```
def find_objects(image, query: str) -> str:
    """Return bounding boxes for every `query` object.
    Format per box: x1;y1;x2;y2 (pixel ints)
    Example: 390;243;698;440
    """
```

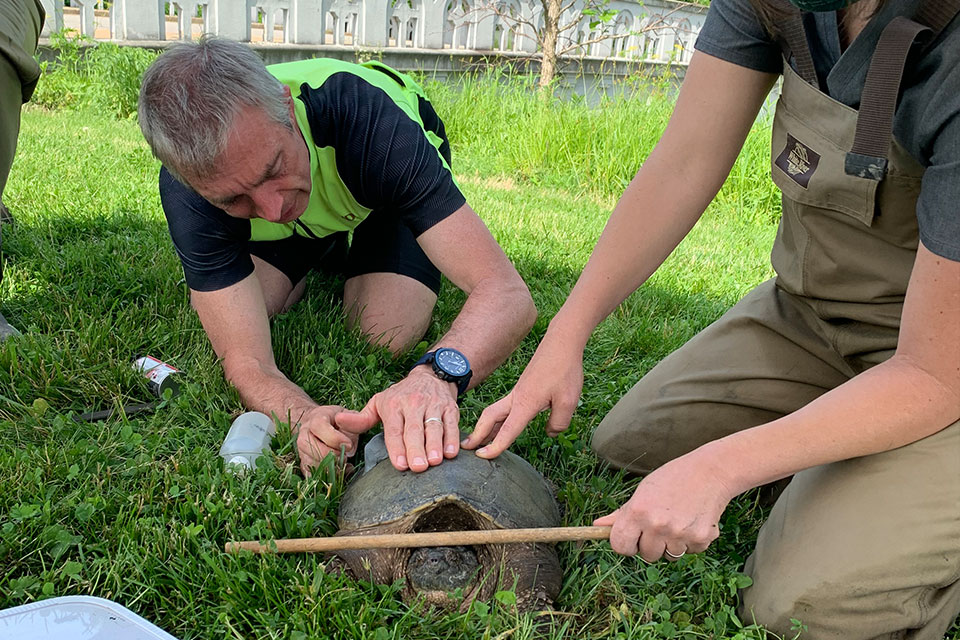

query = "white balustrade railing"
39;0;705;63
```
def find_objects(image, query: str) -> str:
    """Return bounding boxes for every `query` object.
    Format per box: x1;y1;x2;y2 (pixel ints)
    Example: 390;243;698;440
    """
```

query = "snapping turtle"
329;433;562;610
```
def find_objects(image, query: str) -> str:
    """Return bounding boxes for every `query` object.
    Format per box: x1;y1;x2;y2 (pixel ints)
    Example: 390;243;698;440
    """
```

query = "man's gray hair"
138;36;291;184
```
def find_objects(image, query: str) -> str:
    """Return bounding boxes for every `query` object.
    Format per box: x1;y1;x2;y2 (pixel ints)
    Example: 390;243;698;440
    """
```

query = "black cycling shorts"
248;206;442;295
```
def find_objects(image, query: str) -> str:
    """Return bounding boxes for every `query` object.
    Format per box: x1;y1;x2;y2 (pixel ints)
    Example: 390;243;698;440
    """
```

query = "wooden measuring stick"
225;525;612;554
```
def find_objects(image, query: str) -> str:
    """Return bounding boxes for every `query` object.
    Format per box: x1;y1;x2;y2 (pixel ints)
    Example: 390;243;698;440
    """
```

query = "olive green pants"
0;0;42;196
1;0;42;292
591;279;960;639
0;54;22;201
0;55;20;292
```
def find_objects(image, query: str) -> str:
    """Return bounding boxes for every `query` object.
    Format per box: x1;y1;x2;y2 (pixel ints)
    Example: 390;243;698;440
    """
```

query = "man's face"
190;95;311;224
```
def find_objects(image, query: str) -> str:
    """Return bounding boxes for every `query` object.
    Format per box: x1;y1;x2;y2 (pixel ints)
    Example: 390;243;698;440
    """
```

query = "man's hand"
463;333;584;458
294;404;358;477
593;451;734;562
336;367;460;473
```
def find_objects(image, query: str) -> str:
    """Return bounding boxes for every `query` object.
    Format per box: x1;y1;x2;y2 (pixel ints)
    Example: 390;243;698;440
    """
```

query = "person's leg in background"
0;52;24;340
0;0;44;340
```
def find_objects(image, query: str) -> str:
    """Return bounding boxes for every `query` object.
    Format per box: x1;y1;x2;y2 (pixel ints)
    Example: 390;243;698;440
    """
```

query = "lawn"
1;54;955;639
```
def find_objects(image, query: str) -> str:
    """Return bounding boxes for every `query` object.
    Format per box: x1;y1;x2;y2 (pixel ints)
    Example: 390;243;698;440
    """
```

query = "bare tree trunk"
538;0;562;88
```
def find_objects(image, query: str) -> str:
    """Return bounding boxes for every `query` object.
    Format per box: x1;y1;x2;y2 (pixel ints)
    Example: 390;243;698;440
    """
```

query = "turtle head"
407;545;479;592
404;500;488;597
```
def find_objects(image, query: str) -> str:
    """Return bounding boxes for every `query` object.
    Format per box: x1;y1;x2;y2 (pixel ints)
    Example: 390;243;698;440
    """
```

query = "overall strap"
770;0;819;86
846;0;960;179
915;0;960;46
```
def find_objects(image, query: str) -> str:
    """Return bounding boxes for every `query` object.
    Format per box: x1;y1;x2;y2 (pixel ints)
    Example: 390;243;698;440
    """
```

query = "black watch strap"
411;350;471;397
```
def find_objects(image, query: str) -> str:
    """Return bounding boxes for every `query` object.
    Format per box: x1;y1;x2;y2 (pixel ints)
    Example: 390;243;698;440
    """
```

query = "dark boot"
0;199;11;224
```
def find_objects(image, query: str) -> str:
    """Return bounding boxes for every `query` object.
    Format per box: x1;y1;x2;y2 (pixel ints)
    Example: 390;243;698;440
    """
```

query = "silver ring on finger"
664;548;686;559
424;417;443;425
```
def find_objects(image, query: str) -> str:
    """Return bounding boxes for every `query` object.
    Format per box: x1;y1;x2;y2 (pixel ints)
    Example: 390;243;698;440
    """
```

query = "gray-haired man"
138;38;536;477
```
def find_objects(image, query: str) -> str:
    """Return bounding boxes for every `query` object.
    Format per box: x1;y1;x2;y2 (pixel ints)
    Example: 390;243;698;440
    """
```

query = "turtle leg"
498;543;563;611
327;545;404;586
320;525;410;585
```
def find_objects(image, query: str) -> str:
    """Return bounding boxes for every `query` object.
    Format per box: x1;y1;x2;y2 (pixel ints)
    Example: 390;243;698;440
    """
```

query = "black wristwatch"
412;347;472;397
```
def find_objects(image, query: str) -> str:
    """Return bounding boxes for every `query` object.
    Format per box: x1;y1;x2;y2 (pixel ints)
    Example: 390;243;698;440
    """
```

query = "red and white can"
132;355;181;398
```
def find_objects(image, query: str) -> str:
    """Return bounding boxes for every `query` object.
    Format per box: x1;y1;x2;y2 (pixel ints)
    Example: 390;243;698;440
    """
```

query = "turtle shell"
338;437;560;531
329;434;563;610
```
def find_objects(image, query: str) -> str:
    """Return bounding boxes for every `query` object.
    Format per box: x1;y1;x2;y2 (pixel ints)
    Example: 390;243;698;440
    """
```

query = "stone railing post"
472;4;495;50
38;0;63;36
72;0;98;37
292;0;326;44
517;0;539;53
361;0;389;47
255;0;291;42
421;0;446;49
114;0;166;39
173;0;204;39
210;0;251;40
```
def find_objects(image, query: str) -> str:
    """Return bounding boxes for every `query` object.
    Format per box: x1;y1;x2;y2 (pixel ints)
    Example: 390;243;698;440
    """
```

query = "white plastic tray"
0;595;179;639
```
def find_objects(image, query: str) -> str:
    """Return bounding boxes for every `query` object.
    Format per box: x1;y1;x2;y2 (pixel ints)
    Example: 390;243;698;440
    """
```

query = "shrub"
32;31;158;119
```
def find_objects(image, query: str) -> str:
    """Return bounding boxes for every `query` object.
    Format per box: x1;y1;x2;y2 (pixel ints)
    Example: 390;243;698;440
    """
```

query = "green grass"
2;54;957;640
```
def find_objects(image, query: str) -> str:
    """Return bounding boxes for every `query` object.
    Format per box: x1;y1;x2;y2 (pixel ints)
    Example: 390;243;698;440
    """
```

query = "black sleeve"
298;73;467;237
158;167;255;292
694;0;784;75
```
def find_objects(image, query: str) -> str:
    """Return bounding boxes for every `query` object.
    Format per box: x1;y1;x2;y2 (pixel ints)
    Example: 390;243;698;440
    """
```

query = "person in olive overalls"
0;0;43;340
465;0;960;636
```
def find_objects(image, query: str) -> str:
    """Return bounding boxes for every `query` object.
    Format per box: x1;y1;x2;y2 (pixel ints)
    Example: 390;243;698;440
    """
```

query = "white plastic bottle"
219;411;276;470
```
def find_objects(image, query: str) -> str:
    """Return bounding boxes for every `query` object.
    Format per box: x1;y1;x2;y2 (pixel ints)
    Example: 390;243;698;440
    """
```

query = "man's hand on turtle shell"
295;405;357;478
336;367;460;473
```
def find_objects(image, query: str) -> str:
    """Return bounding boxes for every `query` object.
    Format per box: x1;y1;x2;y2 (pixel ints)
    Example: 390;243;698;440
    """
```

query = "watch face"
435;348;469;377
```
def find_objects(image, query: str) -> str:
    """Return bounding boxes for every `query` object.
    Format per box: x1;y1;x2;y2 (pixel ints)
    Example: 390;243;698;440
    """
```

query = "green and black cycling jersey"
159;58;465;292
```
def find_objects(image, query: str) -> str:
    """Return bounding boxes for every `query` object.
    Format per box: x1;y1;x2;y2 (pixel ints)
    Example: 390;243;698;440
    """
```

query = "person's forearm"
698;355;960;497
428;275;536;386
222;353;319;423
546;56;777;352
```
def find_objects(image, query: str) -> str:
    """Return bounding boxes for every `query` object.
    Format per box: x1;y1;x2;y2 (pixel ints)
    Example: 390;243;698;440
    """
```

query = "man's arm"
416;202;536;385
337;201;536;472
191;273;356;475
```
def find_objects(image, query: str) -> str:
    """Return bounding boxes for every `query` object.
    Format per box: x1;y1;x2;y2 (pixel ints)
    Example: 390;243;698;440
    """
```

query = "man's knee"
356;318;428;357
344;273;436;356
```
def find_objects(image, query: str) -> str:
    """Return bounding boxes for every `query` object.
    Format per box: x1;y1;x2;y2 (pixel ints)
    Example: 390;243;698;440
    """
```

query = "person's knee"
589;379;675;474
740;580;821;638
739;565;908;640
